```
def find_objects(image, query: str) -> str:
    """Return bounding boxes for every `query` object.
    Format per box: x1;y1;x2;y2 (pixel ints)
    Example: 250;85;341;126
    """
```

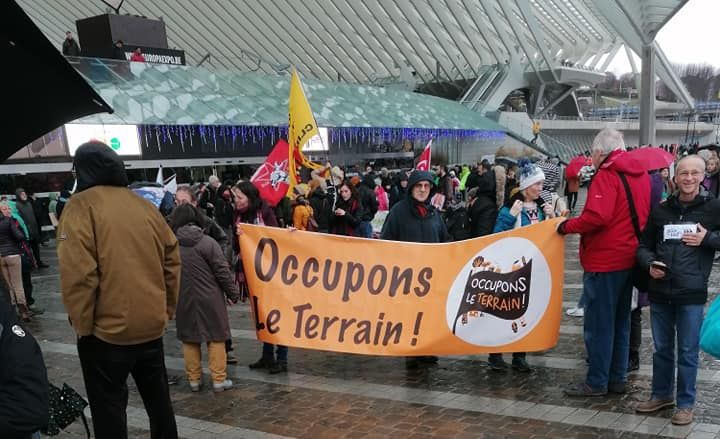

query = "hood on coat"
599;149;646;176
14;188;28;203
73;141;129;192
176;224;205;247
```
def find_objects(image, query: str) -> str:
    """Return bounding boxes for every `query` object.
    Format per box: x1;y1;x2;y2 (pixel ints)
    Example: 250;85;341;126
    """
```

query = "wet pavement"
26;197;720;438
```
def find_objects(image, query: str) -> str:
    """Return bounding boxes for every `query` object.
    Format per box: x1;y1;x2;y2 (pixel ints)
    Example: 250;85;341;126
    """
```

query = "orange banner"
239;219;565;356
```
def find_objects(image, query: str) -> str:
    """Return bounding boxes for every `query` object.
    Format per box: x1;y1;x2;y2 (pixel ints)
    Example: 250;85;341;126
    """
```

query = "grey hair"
697;149;713;162
675;154;706;173
591;128;625;156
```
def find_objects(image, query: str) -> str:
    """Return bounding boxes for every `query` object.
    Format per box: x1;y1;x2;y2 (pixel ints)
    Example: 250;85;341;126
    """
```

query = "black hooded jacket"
357;175;379;221
14;190;39;241
637;191;720;305
74;142;129;192
0;291;49;438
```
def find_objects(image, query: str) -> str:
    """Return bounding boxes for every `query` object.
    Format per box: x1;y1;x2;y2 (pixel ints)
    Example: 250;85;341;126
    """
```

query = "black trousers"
30;239;43;265
567;192;578;210
629;307;642;357
77;336;178;439
20;253;33;305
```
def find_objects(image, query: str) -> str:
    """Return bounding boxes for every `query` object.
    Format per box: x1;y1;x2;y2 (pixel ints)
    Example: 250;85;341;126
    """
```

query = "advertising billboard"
65;124;141;156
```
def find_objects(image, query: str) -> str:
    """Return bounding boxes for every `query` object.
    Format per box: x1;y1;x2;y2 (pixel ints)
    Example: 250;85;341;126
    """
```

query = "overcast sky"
606;0;718;74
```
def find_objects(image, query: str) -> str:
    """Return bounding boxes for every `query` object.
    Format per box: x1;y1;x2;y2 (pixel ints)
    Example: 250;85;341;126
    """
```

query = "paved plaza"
29;205;720;438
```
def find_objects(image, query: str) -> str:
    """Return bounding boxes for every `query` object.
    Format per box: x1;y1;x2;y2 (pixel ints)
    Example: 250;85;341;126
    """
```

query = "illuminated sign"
65;124;141;156
304;127;329;152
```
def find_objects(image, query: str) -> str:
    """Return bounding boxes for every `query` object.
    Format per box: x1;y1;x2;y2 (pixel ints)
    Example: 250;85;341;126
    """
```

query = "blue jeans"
357;221;373;238
650;303;704;408
583;270;633;390
262;343;288;364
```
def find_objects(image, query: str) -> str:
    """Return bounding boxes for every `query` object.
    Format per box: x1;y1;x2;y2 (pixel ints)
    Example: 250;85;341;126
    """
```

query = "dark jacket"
0;216;26;257
62;38;80;56
199;186;220;218
381;198;450;243
0;291;49;439
328;197;363;236
201;213;229;255
389;183;408;208
637;192;720;305
14;191;39;241
357;176;378;221
232;202;279;254
175;225;239;343
465;170;481;191
309;189;333;232
213;195;234;229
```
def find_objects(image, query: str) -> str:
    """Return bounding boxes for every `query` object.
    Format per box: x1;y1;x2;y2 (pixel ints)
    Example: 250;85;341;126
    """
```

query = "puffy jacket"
380;198;450;243
0;217;25;257
560;150;650;272
0;291;49;439
637;192;720;305
494;193;547;233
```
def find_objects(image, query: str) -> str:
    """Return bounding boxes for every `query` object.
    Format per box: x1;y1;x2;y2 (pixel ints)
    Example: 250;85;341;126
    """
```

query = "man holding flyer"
636;155;720;425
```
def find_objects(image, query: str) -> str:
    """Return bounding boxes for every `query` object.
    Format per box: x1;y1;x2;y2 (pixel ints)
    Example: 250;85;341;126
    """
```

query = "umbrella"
565;155;587;178
625;147;675;171
1;0;112;162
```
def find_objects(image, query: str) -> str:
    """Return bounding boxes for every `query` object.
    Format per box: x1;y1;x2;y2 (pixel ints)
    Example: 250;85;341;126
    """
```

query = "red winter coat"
562;149;650;272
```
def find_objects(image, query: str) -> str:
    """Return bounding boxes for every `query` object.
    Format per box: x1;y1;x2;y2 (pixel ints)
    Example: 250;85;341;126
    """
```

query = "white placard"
65;124;141;156
304;127;328;151
663;224;698;241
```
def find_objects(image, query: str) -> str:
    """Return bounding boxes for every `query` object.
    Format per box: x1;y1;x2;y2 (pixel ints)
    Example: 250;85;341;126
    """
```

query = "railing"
534;114;703;124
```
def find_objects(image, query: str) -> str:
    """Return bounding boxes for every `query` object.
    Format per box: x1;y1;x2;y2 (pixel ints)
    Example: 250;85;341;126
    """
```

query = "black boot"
249;357;272;370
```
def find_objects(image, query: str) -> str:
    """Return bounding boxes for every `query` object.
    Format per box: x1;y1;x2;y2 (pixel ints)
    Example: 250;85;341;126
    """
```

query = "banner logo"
446;237;551;347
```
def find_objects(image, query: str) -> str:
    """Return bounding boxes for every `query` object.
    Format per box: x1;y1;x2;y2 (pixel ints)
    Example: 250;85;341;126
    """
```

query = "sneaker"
167;375;181;385
635;398;675;413
671;408;693;425
566;307;584;317
226;354;238;365
189;381;201;392
563;382;607;397
268;362;288;374
248;358;272;370
213;379;233;392
488;354;509;371
511;357;532;373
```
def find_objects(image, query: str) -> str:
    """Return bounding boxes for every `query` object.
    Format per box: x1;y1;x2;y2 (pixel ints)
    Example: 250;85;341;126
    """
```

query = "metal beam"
460;0;506;64
493;1;544;82
598;42;622;71
639;44;656;145
654;42;695;108
537;85;577;117
426;0;480;77
516;0;560;81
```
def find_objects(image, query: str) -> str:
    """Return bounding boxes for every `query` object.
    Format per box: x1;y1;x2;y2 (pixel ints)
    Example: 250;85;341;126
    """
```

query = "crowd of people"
2;129;720;437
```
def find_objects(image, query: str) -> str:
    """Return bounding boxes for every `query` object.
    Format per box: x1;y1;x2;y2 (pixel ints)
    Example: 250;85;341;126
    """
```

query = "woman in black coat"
328;180;364;236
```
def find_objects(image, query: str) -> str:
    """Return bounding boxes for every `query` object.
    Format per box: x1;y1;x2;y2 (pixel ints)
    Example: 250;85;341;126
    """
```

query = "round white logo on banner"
445;237;552;347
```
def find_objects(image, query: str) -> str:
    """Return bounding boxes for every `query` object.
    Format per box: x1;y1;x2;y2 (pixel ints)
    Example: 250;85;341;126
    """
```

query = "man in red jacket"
557;128;650;396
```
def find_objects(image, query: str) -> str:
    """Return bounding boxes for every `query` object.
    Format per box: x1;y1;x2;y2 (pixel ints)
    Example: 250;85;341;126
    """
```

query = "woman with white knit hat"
488;159;555;372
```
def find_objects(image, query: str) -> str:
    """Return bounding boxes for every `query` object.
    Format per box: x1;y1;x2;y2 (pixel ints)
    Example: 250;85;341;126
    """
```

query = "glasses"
677;170;704;178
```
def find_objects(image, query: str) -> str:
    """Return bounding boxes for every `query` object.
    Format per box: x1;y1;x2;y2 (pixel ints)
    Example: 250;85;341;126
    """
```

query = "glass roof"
68;57;505;133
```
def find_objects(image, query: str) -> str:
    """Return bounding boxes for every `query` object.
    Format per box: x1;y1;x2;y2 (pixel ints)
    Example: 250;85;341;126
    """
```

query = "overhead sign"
65;124;141;156
238;219;565;356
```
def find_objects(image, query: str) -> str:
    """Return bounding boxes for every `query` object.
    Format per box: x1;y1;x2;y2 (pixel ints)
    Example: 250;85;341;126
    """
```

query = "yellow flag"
287;69;323;195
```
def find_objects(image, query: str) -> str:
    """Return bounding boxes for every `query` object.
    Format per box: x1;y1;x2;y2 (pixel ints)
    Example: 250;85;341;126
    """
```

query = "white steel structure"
21;0;693;144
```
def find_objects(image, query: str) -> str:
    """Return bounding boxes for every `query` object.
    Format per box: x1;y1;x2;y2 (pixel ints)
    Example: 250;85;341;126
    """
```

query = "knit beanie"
518;160;545;190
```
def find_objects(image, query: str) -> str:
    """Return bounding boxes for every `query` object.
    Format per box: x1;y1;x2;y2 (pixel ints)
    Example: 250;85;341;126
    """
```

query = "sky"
606;0;719;75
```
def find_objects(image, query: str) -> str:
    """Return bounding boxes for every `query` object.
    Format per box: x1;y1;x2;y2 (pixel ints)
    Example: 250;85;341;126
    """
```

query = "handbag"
700;296;720;359
41;382;91;437
618;173;649;292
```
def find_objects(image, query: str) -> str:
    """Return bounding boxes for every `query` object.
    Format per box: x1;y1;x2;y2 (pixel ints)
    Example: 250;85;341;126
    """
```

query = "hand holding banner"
238;219;565;356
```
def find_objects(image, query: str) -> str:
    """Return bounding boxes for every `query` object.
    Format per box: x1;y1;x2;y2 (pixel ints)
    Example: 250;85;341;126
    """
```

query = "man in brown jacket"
57;141;181;439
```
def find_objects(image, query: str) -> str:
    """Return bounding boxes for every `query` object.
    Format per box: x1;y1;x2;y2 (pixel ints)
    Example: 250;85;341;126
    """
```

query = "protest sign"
238;218;565;355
